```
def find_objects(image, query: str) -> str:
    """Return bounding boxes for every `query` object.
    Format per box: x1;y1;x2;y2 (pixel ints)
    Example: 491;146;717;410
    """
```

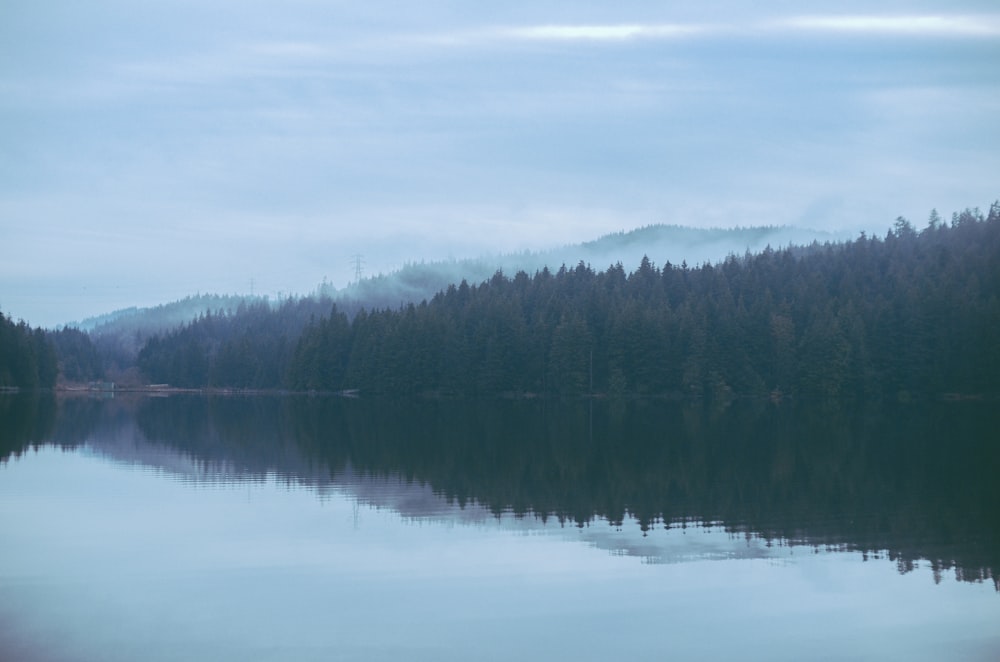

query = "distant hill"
76;294;265;369
76;224;845;364
561;223;844;268
318;224;846;314
75;294;258;334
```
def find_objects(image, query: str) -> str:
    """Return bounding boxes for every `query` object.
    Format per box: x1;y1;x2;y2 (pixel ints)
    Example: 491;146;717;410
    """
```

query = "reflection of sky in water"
61;437;881;566
2;447;998;662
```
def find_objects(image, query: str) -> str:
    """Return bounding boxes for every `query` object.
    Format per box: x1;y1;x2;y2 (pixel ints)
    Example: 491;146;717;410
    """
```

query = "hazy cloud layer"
2;1;999;326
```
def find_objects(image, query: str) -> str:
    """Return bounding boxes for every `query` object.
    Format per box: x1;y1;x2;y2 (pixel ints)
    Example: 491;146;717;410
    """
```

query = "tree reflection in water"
2;392;997;589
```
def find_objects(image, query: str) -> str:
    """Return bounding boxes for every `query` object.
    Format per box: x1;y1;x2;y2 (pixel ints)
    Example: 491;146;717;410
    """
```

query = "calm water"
1;394;998;661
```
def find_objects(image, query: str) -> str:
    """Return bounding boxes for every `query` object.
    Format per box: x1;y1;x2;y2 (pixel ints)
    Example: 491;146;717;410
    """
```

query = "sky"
2;1;999;327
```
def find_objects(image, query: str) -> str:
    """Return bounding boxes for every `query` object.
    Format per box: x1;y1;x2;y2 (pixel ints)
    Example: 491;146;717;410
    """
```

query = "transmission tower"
350;254;365;283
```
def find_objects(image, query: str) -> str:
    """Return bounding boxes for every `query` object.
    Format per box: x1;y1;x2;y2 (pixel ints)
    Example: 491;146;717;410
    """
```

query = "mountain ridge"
76;223;845;355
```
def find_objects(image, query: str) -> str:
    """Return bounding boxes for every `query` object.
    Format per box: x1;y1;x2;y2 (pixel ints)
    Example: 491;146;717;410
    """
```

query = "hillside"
317;224;844;315
134;206;1000;399
69;224;841;368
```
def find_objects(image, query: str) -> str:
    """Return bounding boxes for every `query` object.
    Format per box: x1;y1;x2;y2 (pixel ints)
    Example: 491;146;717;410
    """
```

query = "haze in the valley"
2;1;998;327
76;224;840;336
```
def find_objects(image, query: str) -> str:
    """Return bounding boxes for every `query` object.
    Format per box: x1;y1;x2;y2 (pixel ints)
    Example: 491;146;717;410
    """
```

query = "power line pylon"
350;254;365;284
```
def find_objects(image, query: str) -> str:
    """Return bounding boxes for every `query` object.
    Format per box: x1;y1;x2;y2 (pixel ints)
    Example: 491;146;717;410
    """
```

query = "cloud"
401;14;1000;52
499;24;708;41
4;3;999;327
61;13;1000;102
772;14;1000;37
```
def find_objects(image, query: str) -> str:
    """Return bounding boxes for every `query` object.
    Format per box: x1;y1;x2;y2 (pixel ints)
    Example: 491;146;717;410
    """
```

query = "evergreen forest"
140;206;1000;399
2;205;999;400
0;312;57;388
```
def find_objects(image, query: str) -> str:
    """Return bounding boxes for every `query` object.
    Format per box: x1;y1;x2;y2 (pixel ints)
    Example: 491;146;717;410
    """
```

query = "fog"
320;224;848;316
76;224;842;339
2;1;998;327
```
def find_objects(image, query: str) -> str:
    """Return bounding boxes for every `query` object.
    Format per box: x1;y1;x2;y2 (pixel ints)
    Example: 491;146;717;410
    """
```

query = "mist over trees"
136;297;335;389
132;205;1000;399
62;225;818;373
315;224;844;316
4;208;997;397
51;223;834;384
78;294;264;371
48;327;103;383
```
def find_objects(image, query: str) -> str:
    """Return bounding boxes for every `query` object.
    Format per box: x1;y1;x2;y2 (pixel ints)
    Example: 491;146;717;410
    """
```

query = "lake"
1;393;998;660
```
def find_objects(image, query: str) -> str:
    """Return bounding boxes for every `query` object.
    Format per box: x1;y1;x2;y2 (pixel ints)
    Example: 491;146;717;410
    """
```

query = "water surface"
1;394;998;660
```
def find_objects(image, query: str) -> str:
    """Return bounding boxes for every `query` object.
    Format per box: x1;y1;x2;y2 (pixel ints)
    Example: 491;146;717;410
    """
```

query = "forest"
69;223;838;369
2;205;998;399
0;312;57;388
139;205;1000;399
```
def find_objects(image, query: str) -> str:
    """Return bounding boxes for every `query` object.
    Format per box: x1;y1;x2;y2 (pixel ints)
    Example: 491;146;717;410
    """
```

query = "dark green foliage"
83;294;263;371
48;327;104;383
136;207;1000;399
0;311;58;388
294;206;999;399
288;307;351;391
137;298;335;389
316;224;842;316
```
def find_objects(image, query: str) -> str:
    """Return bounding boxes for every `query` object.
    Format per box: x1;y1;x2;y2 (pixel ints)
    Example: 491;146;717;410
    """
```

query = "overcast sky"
2;1;999;327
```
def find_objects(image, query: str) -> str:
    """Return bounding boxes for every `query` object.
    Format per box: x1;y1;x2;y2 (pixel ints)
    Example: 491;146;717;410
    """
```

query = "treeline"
314;224;840;316
48;327;104;383
132;206;1000;398
136;297;335;388
0;311;58;388
0;312;115;388
289;206;1000;398
83;293;263;370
